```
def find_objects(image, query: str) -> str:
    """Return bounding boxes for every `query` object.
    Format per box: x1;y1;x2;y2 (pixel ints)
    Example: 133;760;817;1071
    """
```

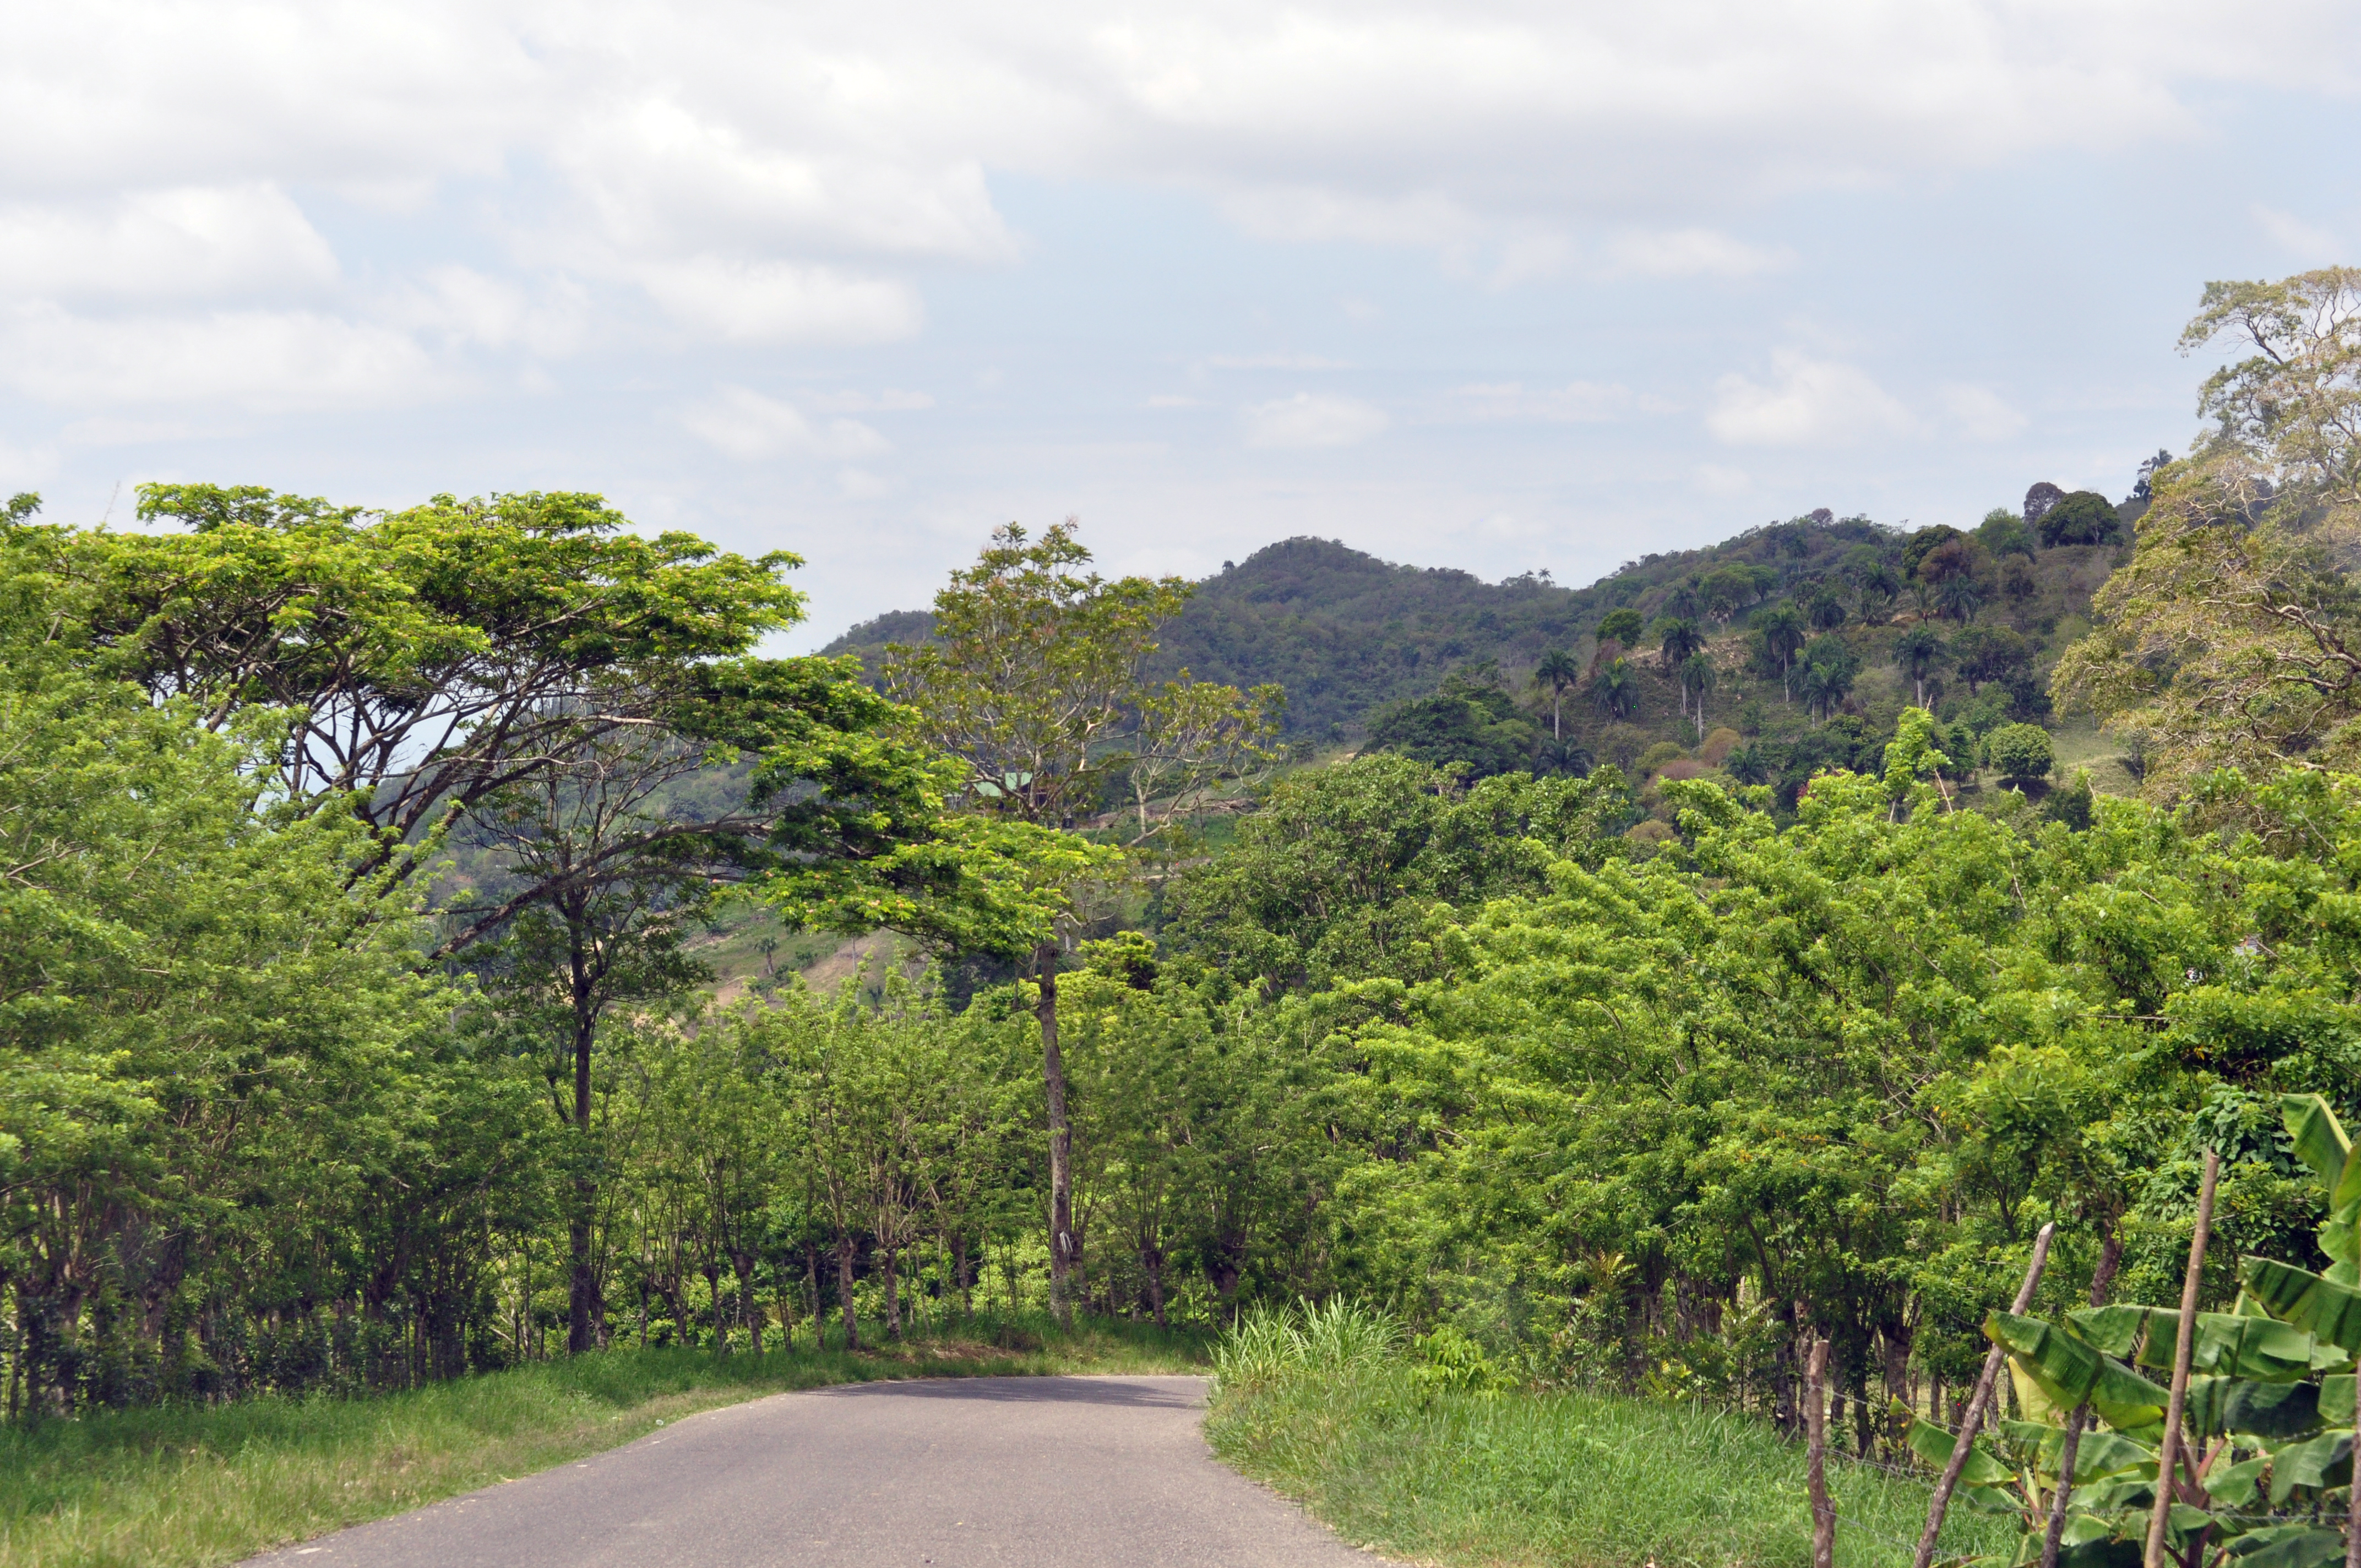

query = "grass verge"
0;1315;1205;1568
1206;1367;2018;1568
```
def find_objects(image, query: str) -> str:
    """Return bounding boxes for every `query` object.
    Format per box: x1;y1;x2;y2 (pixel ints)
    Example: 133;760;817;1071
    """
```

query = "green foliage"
1366;667;1542;778
1986;721;2056;783
2037;489;2128;547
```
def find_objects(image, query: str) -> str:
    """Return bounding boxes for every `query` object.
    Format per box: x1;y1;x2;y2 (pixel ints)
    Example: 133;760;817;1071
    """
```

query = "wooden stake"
2145;1150;2220;1568
2039;1226;2124;1568
1807;1335;1835;1568
1914;1221;2056;1568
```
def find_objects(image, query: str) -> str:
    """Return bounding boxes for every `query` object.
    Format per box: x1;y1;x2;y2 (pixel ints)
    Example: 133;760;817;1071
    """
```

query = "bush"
1984;722;2054;784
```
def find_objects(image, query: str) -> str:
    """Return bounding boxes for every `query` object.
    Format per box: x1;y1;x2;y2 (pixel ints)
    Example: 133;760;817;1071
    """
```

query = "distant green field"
0;1317;1205;1568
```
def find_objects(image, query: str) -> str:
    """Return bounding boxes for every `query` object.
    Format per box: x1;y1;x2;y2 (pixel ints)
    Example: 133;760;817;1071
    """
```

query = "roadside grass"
0;1313;1205;1568
1208;1365;2015;1568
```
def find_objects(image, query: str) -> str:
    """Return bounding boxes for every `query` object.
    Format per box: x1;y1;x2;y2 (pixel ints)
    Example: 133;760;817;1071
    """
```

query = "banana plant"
1901;1093;2360;1568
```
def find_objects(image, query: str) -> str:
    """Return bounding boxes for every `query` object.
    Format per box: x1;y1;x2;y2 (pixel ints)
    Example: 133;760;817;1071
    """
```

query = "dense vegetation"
7;268;2361;1568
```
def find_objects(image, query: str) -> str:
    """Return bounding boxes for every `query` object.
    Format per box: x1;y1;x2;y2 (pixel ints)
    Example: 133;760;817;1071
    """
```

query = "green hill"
819;489;2136;782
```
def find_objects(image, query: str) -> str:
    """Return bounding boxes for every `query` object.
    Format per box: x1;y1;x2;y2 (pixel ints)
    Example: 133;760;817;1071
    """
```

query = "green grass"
1207;1368;2017;1568
0;1315;1206;1568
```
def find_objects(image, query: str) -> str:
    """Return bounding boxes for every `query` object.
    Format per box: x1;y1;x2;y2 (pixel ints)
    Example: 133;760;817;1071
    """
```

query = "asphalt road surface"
241;1375;1385;1567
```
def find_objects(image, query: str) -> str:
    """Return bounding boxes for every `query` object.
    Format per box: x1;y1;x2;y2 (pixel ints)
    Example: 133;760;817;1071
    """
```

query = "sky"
3;2;2358;647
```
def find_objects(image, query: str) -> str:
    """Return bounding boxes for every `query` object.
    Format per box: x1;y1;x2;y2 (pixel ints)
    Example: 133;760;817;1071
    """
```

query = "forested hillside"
10;266;2361;1568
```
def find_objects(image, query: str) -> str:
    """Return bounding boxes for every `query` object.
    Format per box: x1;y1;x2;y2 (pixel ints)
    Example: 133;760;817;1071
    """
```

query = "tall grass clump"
1205;1306;2012;1568
1209;1298;1400;1397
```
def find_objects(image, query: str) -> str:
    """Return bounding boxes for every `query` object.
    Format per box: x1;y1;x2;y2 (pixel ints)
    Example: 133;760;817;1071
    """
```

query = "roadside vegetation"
1205;1302;2011;1568
6;269;2361;1566
0;1316;1201;1568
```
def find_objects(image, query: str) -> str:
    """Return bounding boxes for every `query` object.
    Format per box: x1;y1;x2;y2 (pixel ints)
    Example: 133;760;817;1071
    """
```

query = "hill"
819;482;2141;787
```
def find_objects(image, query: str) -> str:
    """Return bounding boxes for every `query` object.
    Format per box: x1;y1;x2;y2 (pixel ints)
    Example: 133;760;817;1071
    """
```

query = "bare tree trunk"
2145;1153;2219;1568
1807;1337;1835;1568
2041;1226;2125;1568
1141;1243;1167;1329
567;987;600;1356
1037;945;1076;1327
836;1237;860;1352
883;1245;901;1339
1914;1222;2055;1568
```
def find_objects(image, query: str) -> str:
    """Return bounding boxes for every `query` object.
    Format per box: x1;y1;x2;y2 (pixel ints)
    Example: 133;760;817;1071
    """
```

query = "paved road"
242;1375;1384;1567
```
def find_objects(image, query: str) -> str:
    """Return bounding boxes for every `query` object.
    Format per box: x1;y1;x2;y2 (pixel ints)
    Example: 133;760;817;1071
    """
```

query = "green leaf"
2243;1257;2361;1353
2206;1454;2270;1506
2222;1378;2324;1439
1907;1412;2014;1485
2265;1430;2354;1505
2281;1093;2351;1194
2226;1525;2348;1568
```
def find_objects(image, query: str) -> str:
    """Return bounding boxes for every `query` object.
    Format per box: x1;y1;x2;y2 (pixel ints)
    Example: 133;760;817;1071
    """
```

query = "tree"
1983;722;2053;785
1532;648;1580;738
1756;603;1808;702
1596;607;1645;650
1797;635;1859;721
1952;624;2031;697
1807;585;1849;633
1679;652;1716;742
1651;616;1705;677
2033;491;2124;547
1936;572;1987;623
70;485;809;890
879;521;1270;1321
2053;273;2361;794
1894;626;1950;707
1590;656;1640;721
1974;508;2036;560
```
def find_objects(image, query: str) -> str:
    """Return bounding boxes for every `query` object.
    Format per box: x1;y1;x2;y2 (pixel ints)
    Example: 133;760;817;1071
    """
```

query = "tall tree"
879;521;1271;1320
2057;269;2361;795
1532;647;1579;738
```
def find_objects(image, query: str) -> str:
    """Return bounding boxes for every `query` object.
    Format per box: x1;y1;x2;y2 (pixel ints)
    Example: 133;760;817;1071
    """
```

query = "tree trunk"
883;1245;901;1338
1037;944;1076;1326
953;1233;972;1319
567;954;600;1357
1141;1243;1167;1328
836;1236;859;1351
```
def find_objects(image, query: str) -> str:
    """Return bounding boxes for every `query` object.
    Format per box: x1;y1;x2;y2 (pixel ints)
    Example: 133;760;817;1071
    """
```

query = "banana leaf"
1989;1311;2170;1430
2223;1377;2324;1439
2242;1257;2361;1354
2071;1304;2166;1360
1908;1412;2015;1486
2066;1428;2156;1482
2320;1219;2357;1282
2281;1094;2350;1196
2265;1429;2354;1505
2226;1525;2348;1568
2206;1453;2271;1506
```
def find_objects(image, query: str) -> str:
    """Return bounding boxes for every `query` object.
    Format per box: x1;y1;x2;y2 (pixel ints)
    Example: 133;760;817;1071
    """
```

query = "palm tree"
1679;652;1716;742
1653;616;1704;676
1854;559;1900;622
1590;657;1638;721
1756;604;1807;703
1938;574;1985;623
1894;626;1949;707
1807;586;1848;633
1532;647;1580;739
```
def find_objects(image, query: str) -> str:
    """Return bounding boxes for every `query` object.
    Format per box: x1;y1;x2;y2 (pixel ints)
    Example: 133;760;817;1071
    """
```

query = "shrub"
1698;726;1742;766
1984;722;2054;784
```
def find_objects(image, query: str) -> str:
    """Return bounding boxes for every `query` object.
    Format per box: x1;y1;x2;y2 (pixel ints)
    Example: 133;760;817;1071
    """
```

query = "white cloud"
633;257;922;345
1695;462;1753;496
1939;384;2028;442
1597;228;1794;280
1243;392;1390;449
2254;204;2342;263
1147;394;1207;407
680;385;891;461
807;388;935;413
1204;353;1354;371
0;183;338;301
1450;380;1633;422
1706;351;1917;447
0;303;443;410
391;266;590;357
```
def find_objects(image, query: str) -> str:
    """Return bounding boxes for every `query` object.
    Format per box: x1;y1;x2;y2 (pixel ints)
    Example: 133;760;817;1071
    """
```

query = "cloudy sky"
3;2;2356;644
